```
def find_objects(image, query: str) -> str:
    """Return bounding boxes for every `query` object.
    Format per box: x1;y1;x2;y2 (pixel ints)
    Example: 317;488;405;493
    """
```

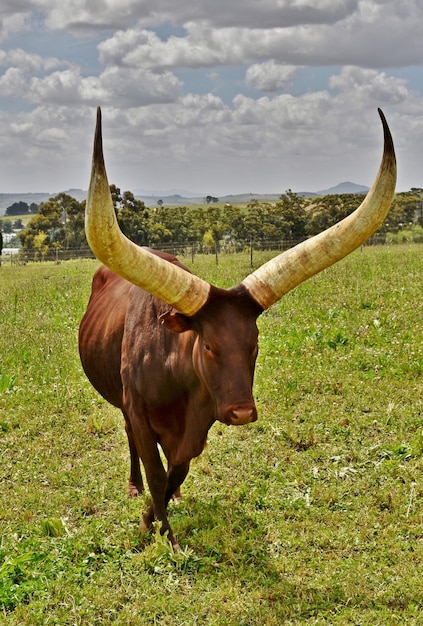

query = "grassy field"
0;245;422;625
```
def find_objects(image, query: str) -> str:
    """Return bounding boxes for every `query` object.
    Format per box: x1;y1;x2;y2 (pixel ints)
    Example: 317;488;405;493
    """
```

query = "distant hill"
110;185;368;207
59;188;87;201
0;192;51;213
136;193;203;206
315;181;369;196
0;189;87;215
133;188;201;199
135;192;285;206
0;183;371;215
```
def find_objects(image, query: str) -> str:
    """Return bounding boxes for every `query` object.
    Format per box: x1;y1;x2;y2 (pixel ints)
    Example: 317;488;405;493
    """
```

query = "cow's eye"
204;344;211;352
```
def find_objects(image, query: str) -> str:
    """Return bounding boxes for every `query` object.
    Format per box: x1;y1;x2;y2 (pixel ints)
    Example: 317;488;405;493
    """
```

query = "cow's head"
84;108;396;426
160;285;262;425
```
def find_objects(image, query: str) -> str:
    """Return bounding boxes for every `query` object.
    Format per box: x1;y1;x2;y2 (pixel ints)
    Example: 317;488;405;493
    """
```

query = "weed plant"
0;246;422;624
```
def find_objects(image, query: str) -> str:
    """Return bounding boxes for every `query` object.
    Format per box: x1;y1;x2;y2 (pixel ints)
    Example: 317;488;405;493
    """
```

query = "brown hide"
79;252;262;546
80;108;396;548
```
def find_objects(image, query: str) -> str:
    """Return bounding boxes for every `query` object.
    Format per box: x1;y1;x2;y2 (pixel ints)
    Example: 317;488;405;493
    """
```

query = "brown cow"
79;108;396;547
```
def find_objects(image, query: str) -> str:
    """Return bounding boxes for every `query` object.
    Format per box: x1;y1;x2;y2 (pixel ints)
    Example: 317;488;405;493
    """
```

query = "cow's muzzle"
225;406;257;426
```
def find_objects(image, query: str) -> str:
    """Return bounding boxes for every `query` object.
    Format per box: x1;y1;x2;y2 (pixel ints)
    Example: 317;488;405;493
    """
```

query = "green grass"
1;246;422;625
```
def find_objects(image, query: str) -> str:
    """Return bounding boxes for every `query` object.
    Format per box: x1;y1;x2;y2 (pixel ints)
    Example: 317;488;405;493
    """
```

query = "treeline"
12;186;423;257
5;201;39;216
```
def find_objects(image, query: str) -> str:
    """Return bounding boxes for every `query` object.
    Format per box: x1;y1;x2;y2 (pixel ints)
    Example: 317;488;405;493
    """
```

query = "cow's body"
79;253;262;546
79;106;396;547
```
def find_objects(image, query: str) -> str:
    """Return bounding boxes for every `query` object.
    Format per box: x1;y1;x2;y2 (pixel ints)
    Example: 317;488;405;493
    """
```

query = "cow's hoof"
127;482;142;497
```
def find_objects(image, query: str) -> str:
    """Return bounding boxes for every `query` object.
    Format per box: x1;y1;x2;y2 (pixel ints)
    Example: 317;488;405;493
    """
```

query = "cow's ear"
159;311;193;334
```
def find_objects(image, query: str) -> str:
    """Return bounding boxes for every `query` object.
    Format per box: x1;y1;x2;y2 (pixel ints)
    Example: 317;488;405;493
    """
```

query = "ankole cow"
79;108;396;547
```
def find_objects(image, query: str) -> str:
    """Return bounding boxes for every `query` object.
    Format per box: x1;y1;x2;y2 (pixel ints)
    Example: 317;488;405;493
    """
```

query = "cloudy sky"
0;1;422;196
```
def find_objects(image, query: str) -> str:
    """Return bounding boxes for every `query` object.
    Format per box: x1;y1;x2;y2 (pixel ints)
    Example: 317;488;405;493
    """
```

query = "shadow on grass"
130;494;282;586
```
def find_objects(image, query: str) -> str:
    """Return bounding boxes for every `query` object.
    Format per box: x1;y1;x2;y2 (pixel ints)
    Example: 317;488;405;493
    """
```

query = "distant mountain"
129;183;370;206
133;188;202;199
135;193;201;206
0;183;371;216
135;192;285;206
61;188;87;201
0;192;51;213
0;189;87;214
315;181;369;196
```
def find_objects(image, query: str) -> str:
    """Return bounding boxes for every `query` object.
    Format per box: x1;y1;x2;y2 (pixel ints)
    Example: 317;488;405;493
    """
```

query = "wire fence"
0;233;407;266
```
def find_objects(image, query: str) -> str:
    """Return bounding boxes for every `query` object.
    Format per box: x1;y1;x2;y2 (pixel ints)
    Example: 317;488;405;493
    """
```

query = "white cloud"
26;66;182;106
95;4;423;74
0;47;62;72
0;10;30;41
28;68;87;105
0;67;28;96
245;62;301;92
1;1;423;193
32;0;360;31
329;66;409;105
0;48;66;100
2;63;422;193
37;0;146;31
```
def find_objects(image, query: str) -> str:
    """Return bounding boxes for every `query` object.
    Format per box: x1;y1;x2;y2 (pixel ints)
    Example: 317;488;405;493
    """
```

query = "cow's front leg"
140;464;186;538
140;462;177;547
128;417;178;546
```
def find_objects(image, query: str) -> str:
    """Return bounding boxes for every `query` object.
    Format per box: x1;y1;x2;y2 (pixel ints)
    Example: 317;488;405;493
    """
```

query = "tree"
243;200;264;241
117;191;149;245
33;232;49;259
190;208;209;241
274;190;308;240
56;193;86;248
5;201;30;216
307;190;422;236
306;193;365;236
110;184;122;210
203;230;215;249
221;204;247;240
148;221;173;243
383;191;421;233
151;206;192;243
0;219;13;233
19;193;86;252
245;200;282;241
19;199;62;252
242;192;308;243
205;206;228;245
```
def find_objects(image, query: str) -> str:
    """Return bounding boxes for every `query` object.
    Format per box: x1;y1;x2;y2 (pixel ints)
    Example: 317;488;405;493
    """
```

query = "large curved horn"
85;107;210;316
242;109;396;310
